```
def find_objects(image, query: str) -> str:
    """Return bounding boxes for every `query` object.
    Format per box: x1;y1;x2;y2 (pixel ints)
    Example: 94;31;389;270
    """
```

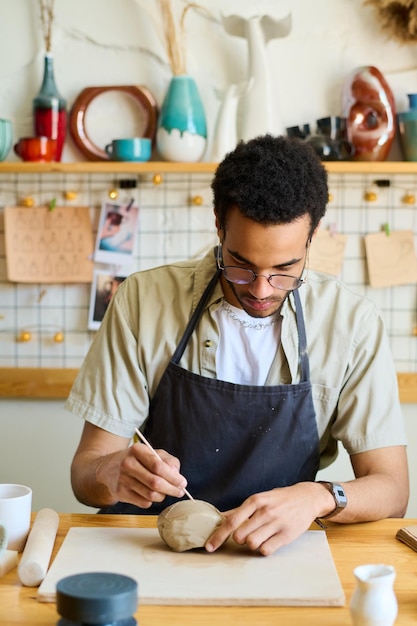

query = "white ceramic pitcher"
350;564;398;626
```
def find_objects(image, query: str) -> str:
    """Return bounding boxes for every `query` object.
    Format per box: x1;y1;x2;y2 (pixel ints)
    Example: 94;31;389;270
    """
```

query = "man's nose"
248;274;275;298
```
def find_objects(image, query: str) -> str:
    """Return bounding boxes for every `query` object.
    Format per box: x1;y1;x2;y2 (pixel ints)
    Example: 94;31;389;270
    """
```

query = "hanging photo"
94;199;139;266
88;269;128;330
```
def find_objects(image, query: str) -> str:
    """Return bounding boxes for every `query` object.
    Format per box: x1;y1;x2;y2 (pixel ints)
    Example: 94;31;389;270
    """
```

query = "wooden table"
1;514;417;625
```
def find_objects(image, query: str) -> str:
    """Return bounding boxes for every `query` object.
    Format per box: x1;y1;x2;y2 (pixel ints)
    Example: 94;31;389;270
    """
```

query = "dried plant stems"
364;0;417;43
39;0;55;53
158;0;204;75
159;0;185;75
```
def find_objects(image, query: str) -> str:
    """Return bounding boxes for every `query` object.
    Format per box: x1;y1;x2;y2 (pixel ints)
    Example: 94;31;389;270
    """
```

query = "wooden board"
37;527;345;606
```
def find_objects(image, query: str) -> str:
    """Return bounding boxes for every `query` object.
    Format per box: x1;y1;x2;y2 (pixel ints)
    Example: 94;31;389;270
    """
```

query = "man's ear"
214;209;223;241
309;221;321;243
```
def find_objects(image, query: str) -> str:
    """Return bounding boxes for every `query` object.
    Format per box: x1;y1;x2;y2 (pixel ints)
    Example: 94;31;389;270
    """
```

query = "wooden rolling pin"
18;508;59;587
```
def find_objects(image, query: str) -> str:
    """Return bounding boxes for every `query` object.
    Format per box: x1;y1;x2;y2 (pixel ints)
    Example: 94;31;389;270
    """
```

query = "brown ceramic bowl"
14;136;57;162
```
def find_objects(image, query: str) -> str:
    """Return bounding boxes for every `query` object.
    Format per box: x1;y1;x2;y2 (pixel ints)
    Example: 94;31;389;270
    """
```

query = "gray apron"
100;270;319;515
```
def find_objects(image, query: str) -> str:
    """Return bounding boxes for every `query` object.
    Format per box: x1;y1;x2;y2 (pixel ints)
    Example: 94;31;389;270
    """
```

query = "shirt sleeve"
65;278;150;439
330;303;407;455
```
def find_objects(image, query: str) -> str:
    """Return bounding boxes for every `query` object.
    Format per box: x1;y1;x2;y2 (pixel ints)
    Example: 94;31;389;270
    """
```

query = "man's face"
216;206;311;319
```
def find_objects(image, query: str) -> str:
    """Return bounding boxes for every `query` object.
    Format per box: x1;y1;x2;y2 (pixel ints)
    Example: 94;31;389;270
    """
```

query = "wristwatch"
317;481;347;519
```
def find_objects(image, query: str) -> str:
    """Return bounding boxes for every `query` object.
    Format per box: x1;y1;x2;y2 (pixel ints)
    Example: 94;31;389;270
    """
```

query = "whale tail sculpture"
221;11;292;141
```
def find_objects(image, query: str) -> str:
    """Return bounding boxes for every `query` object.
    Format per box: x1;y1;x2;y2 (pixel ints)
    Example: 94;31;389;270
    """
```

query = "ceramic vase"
156;75;207;163
33;53;67;162
209;82;247;162
350;564;398;626
397;93;417;161
342;65;396;161
221;12;291;141
0;118;12;161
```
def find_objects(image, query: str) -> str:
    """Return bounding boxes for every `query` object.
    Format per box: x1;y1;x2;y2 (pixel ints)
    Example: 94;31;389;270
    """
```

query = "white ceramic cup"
0;484;32;551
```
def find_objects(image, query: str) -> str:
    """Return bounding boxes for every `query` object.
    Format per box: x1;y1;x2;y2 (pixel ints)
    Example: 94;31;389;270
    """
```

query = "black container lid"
56;572;138;623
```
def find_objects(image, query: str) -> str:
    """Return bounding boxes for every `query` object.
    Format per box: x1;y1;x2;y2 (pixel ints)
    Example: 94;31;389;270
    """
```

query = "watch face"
332;483;347;507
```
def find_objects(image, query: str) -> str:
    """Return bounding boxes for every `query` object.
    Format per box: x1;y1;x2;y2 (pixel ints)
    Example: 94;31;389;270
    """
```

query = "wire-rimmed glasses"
216;244;304;291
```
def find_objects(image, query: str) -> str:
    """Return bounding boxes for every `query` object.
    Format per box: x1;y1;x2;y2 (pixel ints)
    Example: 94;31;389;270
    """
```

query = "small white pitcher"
350;564;398;626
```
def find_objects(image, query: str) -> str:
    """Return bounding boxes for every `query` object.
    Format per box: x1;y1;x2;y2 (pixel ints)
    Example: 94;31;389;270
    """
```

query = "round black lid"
56;572;138;623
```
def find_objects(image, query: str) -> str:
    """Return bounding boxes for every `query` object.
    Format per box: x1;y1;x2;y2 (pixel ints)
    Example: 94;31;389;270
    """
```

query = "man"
68;135;408;556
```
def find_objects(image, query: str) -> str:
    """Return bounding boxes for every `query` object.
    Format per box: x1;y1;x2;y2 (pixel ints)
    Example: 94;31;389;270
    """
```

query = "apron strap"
293;288;310;383
172;269;221;364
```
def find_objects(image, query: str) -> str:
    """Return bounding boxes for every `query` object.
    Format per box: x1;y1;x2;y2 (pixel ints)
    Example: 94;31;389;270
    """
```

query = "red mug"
14;136;57;162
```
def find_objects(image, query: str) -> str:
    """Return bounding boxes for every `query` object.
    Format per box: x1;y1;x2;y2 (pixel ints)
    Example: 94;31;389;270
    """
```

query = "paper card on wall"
94;200;139;266
309;229;347;276
88;268;128;330
364;229;417;288
4;206;94;283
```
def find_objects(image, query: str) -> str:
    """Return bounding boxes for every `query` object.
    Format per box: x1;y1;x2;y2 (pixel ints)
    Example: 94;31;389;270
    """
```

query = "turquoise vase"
398;94;417;161
157;75;207;162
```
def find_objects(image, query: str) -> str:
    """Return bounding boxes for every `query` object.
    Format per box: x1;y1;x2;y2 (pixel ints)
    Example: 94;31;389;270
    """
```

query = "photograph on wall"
94;199;139;266
88;269;128;330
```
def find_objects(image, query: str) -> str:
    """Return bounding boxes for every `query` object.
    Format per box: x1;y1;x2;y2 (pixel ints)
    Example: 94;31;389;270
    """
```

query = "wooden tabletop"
1;514;416;625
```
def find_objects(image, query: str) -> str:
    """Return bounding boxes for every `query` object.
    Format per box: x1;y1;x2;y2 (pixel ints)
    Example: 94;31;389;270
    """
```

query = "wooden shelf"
325;161;417;174
0;162;218;174
0;368;415;402
0;161;417;175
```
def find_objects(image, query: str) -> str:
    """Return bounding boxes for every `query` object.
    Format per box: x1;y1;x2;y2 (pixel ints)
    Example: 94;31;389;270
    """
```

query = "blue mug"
105;137;152;162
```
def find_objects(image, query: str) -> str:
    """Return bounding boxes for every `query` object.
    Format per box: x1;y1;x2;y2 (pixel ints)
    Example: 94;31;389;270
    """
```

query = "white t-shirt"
213;300;282;385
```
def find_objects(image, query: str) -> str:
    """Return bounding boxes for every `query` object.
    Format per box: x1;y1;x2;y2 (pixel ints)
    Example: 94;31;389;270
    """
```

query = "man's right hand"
71;422;188;508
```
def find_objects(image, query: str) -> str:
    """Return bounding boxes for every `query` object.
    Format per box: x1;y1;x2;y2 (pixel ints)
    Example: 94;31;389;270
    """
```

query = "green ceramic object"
0;523;8;556
397;94;417;161
0;119;12;161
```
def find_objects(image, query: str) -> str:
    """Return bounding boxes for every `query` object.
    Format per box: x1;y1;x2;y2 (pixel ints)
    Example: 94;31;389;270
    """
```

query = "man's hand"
71;422;188;509
96;442;189;508
205;446;409;556
205;482;331;556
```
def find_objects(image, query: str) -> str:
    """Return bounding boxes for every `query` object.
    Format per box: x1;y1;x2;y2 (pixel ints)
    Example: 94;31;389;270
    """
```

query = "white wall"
1;0;417;160
0;0;416;514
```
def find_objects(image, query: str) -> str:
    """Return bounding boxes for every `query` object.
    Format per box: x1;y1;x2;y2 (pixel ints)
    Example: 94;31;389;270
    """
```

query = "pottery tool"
18;508;59;587
134;428;194;501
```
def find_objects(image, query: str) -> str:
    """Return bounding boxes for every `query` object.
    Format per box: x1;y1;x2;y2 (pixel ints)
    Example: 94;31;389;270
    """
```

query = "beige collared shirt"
66;249;406;470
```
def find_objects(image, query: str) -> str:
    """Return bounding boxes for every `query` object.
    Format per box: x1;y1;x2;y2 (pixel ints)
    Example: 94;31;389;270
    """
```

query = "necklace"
222;301;279;330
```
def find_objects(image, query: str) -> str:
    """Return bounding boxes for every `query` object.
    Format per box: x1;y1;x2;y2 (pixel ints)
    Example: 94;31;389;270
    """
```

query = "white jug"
350;564;398;626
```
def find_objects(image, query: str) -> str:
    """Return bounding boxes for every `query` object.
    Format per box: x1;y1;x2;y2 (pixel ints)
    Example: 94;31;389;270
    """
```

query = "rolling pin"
18;508;59;587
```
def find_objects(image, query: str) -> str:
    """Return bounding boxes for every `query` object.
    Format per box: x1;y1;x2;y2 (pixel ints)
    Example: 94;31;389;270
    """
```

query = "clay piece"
157;500;224;552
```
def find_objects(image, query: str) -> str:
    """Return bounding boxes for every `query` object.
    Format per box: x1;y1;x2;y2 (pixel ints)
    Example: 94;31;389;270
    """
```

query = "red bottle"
33;53;67;161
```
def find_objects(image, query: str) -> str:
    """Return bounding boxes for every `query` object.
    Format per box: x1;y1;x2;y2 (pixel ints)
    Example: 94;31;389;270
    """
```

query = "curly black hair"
211;134;328;238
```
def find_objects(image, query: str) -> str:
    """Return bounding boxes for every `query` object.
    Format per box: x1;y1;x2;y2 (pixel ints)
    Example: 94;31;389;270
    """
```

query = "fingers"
206;511;295;556
117;444;188;507
205;506;255;553
205;491;311;556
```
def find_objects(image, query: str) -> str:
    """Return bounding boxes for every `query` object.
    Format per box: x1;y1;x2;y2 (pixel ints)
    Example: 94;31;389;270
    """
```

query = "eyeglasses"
217;245;304;291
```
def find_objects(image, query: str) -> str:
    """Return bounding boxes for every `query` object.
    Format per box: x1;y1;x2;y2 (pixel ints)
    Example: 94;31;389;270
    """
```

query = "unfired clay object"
157;500;224;552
